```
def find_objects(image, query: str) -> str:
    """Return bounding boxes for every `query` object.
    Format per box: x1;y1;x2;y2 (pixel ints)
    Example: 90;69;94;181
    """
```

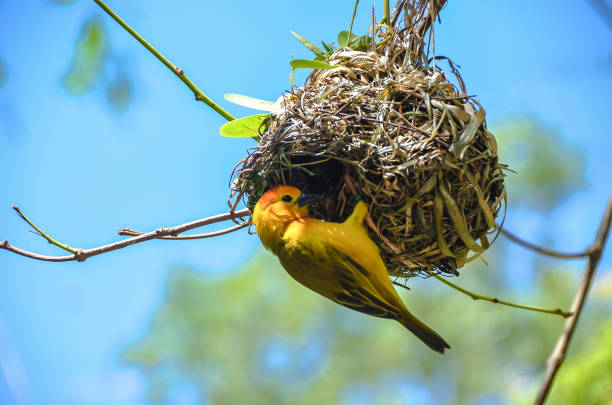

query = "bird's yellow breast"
282;217;385;274
252;192;451;353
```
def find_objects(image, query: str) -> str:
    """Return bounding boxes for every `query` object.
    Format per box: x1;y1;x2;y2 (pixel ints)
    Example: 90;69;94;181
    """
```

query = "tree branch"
1;208;251;262
117;222;249;240
92;0;235;121
501;228;592;259
534;191;612;404
432;274;573;318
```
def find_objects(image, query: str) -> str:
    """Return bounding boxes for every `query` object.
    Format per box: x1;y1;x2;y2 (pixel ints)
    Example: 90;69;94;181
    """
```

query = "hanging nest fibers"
230;0;508;278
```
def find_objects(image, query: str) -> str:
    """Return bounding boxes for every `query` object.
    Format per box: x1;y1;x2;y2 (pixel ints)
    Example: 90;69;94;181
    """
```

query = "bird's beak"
296;193;322;207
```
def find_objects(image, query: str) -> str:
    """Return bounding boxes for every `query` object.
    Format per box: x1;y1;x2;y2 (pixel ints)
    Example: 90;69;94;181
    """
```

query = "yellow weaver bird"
252;185;450;353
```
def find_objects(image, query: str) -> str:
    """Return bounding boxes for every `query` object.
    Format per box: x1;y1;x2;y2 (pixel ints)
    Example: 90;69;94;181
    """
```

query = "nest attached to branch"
230;0;507;278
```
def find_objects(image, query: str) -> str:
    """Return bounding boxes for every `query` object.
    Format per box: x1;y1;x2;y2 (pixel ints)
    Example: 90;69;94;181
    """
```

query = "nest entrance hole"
256;154;352;222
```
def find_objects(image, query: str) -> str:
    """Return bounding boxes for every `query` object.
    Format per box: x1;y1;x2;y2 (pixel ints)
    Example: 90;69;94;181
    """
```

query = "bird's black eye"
281;195;292;202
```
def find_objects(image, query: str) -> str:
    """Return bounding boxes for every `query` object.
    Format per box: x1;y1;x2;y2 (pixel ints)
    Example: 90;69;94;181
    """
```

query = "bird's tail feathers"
398;312;450;354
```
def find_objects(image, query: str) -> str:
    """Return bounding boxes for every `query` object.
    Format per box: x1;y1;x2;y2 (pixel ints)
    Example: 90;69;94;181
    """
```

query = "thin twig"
392;280;411;291
117;222;249;239
502;228;591;259
391;0;408;26
1;208;251;262
92;0;235;121
534;191;612;404
347;0;360;47
12;206;76;254
433;274;573;318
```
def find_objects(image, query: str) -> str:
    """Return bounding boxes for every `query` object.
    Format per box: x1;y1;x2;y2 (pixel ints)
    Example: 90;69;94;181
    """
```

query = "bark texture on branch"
1;208;251;262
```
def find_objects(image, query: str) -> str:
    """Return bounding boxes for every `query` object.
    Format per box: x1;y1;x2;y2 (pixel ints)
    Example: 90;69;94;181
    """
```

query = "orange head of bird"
252;185;321;250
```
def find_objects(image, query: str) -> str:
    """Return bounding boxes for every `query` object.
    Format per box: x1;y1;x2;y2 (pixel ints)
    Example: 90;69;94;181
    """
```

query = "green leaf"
224;94;280;113
321;40;332;53
337;30;358;48
290;59;337;70
290;31;325;57
220;114;268;139
337;30;369;51
353;35;368;51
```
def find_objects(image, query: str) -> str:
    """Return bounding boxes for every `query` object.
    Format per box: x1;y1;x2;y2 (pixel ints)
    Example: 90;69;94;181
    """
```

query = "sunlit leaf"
220;114;268;139
224;94;280;113
337;30;356;48
290;31;326;58
321;40;332;53
354;36;369;51
62;16;108;95
289;59;337;70
337;30;369;51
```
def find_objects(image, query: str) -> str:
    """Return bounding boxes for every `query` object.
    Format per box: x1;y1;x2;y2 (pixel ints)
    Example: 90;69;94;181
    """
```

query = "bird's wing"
323;246;402;320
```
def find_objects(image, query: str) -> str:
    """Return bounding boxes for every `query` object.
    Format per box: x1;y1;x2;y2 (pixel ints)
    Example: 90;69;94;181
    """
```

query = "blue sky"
0;1;610;404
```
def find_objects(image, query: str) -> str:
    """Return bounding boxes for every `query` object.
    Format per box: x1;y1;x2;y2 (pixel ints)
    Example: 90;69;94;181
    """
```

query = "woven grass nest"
230;1;507;278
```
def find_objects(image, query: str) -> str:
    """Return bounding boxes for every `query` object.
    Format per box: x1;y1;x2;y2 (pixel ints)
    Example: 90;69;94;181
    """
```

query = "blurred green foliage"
125;254;608;404
53;0;78;6
62;16;108;95
551;319;612;405
494;117;586;211
62;15;133;111
0;57;7;88
123;116;610;404
105;69;133;111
